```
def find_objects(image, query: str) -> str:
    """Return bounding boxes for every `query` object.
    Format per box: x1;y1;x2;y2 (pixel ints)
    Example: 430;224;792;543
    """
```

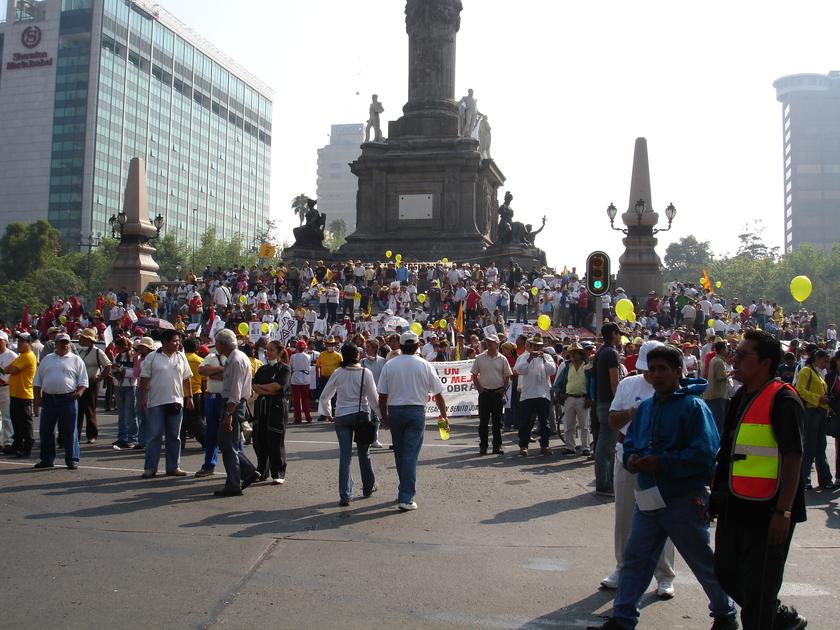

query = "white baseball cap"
636;340;664;371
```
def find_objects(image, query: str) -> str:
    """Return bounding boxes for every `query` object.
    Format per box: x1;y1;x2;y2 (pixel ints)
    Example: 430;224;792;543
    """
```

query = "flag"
21;305;30;327
456;301;464;334
310;276;319;288
207;305;216;331
701;268;712;291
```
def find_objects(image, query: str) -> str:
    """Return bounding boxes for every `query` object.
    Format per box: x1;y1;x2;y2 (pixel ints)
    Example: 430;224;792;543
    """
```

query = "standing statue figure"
292;198;327;247
496;191;514;245
365;94;385;143
458;88;478;138
478;113;491;159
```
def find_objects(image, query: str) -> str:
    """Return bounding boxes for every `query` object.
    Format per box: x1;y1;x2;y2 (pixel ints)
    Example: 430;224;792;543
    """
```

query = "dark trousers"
518;397;551;448
10;396;34;455
39;394;79;465
253;397;287;478
180;393;205;447
802;407;831;487
327;302;338;324
478;390;504;451
319;303;327;319
714;519;796;630
77;380;99;440
218;400;256;490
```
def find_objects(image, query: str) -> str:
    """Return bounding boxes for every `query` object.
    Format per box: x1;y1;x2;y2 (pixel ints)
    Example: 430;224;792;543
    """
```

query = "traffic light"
586;251;610;296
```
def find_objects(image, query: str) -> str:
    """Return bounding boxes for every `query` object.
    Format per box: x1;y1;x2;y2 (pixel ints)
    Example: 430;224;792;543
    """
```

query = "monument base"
470;244;548;272
108;242;161;295
281;244;333;265
341;136;504;261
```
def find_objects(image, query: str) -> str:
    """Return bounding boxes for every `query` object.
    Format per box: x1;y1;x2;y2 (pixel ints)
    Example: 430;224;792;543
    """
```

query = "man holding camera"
514;334;557;456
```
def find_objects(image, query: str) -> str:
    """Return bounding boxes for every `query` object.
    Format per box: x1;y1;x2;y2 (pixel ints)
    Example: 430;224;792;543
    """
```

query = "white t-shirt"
318;366;379;418
200;353;225;394
289;351;311;386
609;373;655;458
33;352;89;395
377;354;445;406
0;348;19;385
140;350;191;408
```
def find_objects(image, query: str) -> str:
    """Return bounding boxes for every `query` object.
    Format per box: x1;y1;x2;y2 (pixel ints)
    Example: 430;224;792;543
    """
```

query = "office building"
774;71;840;253
0;0;273;248
316;123;362;232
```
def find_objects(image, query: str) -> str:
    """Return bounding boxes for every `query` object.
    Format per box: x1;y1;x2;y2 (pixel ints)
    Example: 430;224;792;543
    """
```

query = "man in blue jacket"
588;344;737;630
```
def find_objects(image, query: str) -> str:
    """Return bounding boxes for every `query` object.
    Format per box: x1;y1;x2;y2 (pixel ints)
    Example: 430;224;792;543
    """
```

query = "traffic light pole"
594;295;603;336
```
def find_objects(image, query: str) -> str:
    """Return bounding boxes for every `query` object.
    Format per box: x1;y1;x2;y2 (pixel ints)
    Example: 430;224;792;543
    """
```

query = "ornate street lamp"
653;202;678;235
153;213;165;237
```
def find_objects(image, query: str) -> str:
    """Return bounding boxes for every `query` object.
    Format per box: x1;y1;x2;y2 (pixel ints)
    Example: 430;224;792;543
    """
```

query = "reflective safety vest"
729;379;792;501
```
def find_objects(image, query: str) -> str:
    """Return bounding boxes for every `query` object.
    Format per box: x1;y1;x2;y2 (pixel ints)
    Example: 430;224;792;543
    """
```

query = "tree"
663;235;713;282
0;280;44;323
0;220;62;280
736;220;779;260
291;194;310;227
324;218;347;252
27;268;84;306
254;219;279;246
151;232;187;281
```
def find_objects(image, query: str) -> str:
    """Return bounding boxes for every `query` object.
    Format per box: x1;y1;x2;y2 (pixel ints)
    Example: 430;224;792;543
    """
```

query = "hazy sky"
157;0;840;268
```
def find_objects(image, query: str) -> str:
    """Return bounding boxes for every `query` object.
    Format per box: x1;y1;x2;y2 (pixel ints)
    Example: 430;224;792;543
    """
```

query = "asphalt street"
0;412;837;629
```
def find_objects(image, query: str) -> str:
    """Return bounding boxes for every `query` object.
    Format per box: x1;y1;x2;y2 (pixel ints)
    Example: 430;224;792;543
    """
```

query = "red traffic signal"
586;251;610;296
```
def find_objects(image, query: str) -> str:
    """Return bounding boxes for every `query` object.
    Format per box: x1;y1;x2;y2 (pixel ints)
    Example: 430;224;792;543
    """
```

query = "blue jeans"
135;395;147;447
595;402;616;492
38;394;79;466
115;386;138;444
613;493;736;629
335;413;375;501
202;394;223;470
143;403;183;474
516;304;528;323
388;405;426;504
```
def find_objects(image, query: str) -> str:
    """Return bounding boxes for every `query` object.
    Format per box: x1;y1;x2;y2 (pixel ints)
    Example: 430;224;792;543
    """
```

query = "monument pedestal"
338;137;504;262
281;243;333;265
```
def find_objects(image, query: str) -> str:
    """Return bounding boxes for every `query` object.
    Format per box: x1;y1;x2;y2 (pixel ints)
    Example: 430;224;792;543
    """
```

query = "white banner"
424;360;478;418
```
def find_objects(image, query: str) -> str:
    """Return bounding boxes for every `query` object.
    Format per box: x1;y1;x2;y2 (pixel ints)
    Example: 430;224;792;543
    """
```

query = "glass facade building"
316;123;363;233
0;0;272;248
774;72;840;253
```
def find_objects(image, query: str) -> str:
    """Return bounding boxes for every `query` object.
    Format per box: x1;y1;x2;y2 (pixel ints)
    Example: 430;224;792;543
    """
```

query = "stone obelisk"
338;0;505;262
107;158;161;295
615;138;664;302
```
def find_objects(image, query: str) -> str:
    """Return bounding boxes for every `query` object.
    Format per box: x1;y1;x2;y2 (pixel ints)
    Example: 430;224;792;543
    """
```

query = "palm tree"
291;194;310;226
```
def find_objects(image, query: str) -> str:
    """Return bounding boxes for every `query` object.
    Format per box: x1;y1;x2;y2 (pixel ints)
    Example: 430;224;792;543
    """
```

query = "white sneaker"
397;501;418;511
271;476;285;485
656;578;675;599
371;441;384;448
600;569;620;589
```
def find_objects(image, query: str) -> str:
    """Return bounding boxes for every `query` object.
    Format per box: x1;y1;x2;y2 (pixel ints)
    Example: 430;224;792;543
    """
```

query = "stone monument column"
107;158;162;295
390;0;463;138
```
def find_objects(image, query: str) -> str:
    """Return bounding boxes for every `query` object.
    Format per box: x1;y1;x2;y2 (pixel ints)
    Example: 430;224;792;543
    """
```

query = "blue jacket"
622;378;720;500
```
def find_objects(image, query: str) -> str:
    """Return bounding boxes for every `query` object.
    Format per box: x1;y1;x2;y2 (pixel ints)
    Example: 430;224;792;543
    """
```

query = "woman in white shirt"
319;343;379;506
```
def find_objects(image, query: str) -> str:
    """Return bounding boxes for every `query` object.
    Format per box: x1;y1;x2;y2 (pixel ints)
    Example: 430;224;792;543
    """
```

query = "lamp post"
153;213;165;237
192;207;198;275
78;231;101;307
175;263;182;281
606;198;677;235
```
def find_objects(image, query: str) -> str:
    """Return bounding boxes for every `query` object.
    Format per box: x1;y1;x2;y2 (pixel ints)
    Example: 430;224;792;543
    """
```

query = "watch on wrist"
775;508;791;519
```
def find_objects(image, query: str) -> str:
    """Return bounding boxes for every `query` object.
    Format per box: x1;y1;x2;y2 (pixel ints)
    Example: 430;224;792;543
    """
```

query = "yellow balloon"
790;275;812;303
385;250;392;259
438;319;447;330
735;305;744;314
237;322;249;336
239;295;246;304
708;319;715;328
621;336;630;346
417;293;427;304
261;323;269;334
627;312;637;323
537;314;551;331
395;254;402;264
59;315;67;324
410;322;423;336
530;287;539;296
271;322;279;331
715;281;722;289
441;257;449;264
615;298;634;321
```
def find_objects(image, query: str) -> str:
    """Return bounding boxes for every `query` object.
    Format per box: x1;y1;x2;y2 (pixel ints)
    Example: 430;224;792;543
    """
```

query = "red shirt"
624;354;638;373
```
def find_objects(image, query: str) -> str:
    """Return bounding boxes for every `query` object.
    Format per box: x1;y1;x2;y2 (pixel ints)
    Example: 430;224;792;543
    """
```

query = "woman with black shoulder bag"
252;340;291;485
824;351;840;487
318;343;379;506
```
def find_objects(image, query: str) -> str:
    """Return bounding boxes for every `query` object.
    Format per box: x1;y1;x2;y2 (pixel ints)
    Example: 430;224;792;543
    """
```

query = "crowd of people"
0;256;833;629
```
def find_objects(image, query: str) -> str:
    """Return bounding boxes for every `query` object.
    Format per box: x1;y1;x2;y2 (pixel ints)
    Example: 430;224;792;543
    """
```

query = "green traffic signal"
593;280;603;289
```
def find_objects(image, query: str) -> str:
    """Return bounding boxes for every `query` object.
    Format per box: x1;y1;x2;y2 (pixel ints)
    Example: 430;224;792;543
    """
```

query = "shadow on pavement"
521;589;665;629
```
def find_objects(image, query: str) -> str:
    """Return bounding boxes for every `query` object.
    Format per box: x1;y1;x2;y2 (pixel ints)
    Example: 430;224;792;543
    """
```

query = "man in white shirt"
514;334;557;456
481;284;499;314
361;338;387;448
213;283;232;310
32;333;88;470
195;345;226;477
0;331;18;449
289;340;313;423
377;331;449;511
514;287;530;323
139;329;193;478
600;340;676;598
471;334;512;455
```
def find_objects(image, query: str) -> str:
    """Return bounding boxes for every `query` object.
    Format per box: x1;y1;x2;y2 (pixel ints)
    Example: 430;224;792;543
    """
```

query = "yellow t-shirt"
249;357;263;376
9;350;36;400
316;351;342;378
186;352;203;395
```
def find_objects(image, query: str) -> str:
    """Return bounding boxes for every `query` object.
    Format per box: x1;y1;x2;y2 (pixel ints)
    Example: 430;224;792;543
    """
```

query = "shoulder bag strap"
358;369;365;413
